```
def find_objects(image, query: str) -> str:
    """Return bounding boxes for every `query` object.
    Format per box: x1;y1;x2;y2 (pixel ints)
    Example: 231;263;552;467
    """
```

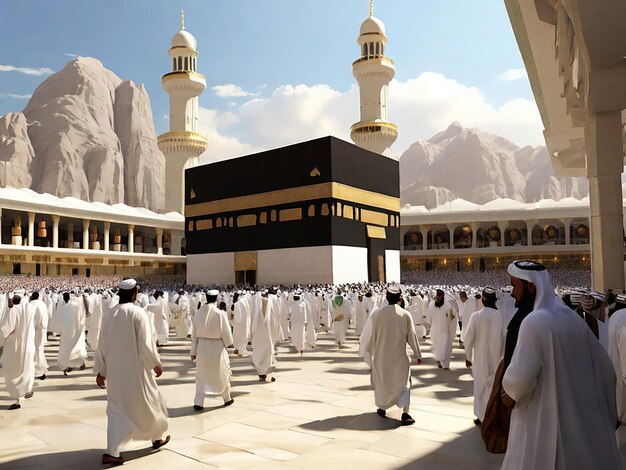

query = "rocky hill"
0;57;165;212
399;122;589;208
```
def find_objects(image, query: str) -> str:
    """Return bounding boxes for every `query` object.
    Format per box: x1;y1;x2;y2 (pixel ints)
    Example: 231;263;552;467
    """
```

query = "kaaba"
185;136;400;285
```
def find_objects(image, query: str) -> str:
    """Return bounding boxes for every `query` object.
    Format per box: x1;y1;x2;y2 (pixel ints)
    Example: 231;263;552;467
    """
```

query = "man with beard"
501;260;619;469
426;289;456;369
463;287;503;426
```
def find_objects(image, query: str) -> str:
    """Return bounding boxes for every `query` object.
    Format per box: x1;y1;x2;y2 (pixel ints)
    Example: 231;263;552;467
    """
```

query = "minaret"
350;1;398;156
158;10;208;214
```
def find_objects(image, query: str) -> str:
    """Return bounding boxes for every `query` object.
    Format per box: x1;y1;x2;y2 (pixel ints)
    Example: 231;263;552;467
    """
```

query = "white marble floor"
0;329;617;469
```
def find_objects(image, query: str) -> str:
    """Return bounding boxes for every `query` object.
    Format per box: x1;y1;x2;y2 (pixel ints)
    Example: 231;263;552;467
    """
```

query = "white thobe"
608;308;626;447
191;303;233;405
361;305;420;410
0;303;35;399
463;307;504;421
251;298;278;376
355;299;369;336
30;299;49;376
289;300;307;352
232;300;250;355
147;297;170;345
331;298;349;345
86;294;103;351
56;301;87;369
426;301;456;368
94;303;168;457
502;294;619;470
169;295;190;338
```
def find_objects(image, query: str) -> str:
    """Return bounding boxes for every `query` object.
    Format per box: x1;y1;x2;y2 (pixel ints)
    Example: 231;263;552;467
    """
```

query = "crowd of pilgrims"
0;268;625;468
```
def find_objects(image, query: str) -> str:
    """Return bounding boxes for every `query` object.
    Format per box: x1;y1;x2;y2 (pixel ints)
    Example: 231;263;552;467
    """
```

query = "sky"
0;0;544;162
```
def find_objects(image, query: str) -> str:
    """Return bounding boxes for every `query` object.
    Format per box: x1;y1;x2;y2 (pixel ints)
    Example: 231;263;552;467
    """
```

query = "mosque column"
497;221;508;247
447;225;455;250
560;218;571;245
420;226;429;251
67;222;74;249
103;222;110;251
470;222;480;249
52;215;60;249
586;111;625;292
0;208;3;245
128;224;135;254
82;220;90;250
525;221;534;247
27;212;35;247
156;227;163;255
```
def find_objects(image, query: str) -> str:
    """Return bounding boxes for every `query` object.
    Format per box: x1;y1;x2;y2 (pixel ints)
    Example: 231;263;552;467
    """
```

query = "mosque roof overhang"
0;187;184;229
504;0;626;178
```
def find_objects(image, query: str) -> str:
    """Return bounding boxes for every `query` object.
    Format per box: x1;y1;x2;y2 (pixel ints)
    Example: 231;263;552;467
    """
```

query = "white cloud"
8;93;32;99
0;64;55;76
197;72;544;164
212;84;256;98
497;68;527;81
64;53;78;58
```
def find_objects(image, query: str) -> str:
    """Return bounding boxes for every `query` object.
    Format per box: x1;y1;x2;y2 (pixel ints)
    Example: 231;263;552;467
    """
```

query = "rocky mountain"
399;122;589;208
0;57;165;212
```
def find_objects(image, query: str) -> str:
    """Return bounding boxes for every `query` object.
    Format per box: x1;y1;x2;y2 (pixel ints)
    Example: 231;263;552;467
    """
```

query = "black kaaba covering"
185;136;400;254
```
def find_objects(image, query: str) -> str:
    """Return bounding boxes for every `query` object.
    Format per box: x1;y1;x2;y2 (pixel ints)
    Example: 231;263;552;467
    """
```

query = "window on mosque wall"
363;43;368;56
369;42;374;56
375;42;380;55
178;57;182;70
184;57;189;70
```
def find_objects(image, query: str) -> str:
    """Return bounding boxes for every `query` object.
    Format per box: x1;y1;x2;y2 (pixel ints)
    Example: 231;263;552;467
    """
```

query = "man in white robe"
463;287;503;425
455;291;476;346
147;291;170;346
355;293;369;336
56;292;87;375
502;260;620;470
289;294;308;355
232;292;250;356
190;289;234;410
86;290;103;352
94;279;170;466
0;294;35;409
426;289;456;369
608;303;626;447
252;295;278;381
169;290;190;339
331;293;349;346
29;292;49;380
361;285;421;425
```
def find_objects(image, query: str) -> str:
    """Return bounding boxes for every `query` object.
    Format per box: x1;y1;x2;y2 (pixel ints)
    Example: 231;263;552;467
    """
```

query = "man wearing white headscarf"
147;291;170;346
29;291;49;380
94;279;170;466
289;293;308;356
463;287;503;425
0;293;35;409
56;292;87;375
501;260;619;470
251;294;278;381
191;289;234;410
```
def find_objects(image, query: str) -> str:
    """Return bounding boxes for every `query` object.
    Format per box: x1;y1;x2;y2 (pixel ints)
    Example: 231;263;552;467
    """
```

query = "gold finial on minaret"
369;0;373;17
181;9;185;30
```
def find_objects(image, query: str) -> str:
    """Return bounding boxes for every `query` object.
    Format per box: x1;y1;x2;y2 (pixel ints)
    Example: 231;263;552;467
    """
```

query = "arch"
177;56;182;70
184;57;189;70
369;42;374;57
363;43;368;57
453;225;472;249
403;231;422;250
375;42;380;55
172;58;176;71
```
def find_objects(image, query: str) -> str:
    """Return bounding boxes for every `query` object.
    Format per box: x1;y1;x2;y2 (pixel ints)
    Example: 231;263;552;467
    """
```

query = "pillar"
128;224;134;254
27;212;35;247
470;222;479;249
52;215;60;249
67;222;74;248
560;218;571;245
82;219;90;250
448;225;455;250
525;221;534;247
0;208;3;245
104;221;110;252
586;111;625;292
156;227;163;255
497;221;508;247
420;227;429;251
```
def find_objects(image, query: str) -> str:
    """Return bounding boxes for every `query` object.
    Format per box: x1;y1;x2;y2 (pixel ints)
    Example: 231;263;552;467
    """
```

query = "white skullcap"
387;284;400;295
207;289;219;296
117;279;137;290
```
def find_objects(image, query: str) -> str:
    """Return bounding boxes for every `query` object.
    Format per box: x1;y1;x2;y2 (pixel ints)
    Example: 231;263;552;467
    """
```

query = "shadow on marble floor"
299;412;402;433
2;446;163;470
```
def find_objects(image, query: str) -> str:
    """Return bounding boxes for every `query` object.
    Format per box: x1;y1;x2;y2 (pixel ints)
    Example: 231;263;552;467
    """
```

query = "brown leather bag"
480;359;515;454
